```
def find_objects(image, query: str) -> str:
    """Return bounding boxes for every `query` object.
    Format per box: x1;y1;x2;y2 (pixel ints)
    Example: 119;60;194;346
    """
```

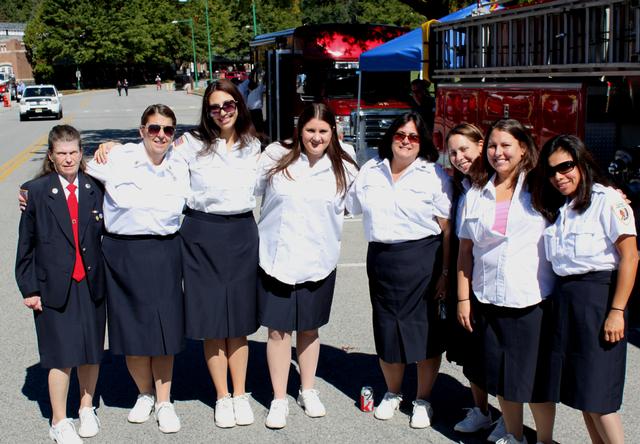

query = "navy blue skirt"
366;235;444;364
548;270;626;414
181;209;259;339
102;233;184;356
258;269;336;332
476;299;553;403
35;279;106;369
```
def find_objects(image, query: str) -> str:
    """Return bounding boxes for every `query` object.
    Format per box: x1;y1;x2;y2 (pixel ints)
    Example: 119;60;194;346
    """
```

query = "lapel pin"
95;215;100;221
99;213;104;219
52;188;59;194
85;183;91;189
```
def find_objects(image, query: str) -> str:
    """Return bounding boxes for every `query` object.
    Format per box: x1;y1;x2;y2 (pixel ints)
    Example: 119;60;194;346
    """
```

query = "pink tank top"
492;200;511;235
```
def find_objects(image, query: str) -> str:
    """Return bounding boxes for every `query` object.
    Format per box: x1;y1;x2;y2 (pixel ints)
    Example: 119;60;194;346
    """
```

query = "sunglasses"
547;160;576;177
209;100;238;116
144;124;176;137
393;131;420;144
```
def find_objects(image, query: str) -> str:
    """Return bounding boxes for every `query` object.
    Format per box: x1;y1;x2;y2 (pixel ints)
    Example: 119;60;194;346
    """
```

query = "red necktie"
66;183;86;281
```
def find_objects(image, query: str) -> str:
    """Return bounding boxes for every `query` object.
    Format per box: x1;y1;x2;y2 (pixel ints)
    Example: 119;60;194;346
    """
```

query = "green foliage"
0;0;42;22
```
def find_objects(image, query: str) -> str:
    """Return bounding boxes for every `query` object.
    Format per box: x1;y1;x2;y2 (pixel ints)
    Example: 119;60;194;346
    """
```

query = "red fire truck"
429;0;640;165
250;24;412;144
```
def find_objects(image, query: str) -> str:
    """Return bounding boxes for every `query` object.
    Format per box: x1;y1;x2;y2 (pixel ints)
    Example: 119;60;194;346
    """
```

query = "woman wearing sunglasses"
86;104;190;434
457;119;556;444
94;80;261;428
346;112;452;429
531;135;637;444
256;103;358;429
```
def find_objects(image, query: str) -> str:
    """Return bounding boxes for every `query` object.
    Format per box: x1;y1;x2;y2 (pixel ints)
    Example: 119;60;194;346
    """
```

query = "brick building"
0;23;34;83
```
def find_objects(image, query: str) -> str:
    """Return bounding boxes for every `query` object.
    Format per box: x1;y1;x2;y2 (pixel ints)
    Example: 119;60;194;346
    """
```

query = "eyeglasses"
209;100;238;116
547;160;576;177
393;132;420;144
144;124;176;137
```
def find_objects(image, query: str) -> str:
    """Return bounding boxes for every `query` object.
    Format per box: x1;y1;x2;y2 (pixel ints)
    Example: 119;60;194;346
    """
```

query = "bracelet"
610;307;625;312
457;299;470;303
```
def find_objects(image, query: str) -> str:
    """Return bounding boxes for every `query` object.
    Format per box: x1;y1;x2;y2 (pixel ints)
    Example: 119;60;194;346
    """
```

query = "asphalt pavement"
0;86;638;443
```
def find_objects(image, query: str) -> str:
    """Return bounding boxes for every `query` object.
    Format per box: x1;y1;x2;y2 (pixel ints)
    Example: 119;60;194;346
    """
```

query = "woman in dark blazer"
16;124;106;443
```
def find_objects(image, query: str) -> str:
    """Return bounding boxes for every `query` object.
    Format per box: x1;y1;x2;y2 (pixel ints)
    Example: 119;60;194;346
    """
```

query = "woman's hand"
603;310;625;343
24;295;42;311
18;189;28;211
434;274;448;301
457;300;473;332
94;141;117;164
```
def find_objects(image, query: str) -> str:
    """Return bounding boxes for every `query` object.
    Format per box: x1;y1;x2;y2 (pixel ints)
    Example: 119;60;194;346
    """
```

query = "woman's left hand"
603;310;625;343
434;274;448;301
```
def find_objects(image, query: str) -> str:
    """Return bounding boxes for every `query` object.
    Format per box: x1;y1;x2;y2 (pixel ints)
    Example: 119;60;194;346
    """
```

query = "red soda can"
360;386;374;412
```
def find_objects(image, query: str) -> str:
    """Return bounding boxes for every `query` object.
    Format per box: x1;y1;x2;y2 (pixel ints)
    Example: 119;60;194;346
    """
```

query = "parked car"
19;85;63;121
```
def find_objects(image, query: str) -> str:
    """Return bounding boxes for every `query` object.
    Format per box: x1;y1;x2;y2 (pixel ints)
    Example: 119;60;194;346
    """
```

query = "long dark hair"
446;122;484;197
531;134;610;223
37;124;85;178
191;79;255;155
378;112;438;163
468;119;538;187
267;103;357;196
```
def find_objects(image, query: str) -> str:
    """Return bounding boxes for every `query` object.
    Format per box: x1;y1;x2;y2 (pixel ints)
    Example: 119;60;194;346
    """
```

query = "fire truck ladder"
431;0;640;79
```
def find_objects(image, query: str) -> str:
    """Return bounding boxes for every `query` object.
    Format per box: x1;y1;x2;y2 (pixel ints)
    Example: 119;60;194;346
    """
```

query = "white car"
19;85;63;121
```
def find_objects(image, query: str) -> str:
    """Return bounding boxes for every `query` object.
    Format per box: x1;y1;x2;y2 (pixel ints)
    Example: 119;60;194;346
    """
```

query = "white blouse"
544;183;636;276
459;172;555;308
256;142;358;285
173;132;261;215
86;143;190;235
346;156;452;243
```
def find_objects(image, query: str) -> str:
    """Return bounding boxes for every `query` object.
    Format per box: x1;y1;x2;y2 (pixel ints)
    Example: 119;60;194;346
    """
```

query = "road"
0;86;638;443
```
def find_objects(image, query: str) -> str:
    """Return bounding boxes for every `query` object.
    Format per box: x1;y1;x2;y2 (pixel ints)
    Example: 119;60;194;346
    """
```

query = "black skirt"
548;271;626;414
476;299;553;403
181;210;259;339
35;279;106;369
258;269;336;331
366;235;444;364
102;233;184;356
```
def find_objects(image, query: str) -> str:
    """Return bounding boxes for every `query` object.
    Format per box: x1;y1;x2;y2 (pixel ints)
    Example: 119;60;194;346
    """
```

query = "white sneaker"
265;398;289;429
215;394;236;428
410;399;433;429
297;388;326;418
127;393;155;423
454;407;492;433
496;433;528;444
488;417;507;442
77;407;100;438
49;418;83;444
373;392;402;420
233;393;255;426
155;402;181;433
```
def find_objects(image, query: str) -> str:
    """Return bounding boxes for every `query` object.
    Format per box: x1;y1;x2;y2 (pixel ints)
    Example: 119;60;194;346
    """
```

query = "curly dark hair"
378;112;438;163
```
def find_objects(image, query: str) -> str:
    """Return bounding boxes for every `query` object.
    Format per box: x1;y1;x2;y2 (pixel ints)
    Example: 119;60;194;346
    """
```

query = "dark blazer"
16;171;105;309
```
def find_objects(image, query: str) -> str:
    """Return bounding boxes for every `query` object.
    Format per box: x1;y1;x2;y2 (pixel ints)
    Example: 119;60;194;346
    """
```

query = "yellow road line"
0;113;76;182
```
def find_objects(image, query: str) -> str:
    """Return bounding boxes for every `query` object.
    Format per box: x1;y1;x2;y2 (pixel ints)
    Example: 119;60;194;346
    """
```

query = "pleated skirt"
258;269;337;332
476;299;553;403
102;233;184;356
181;209;259;339
548;270;626;414
366;235;444;364
35;279;106;369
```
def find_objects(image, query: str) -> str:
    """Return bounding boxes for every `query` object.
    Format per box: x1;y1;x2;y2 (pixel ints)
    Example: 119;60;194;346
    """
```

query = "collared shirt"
459;173;554;308
346;156;452;243
58;175;79;201
455;178;471;237
174;133;261;215
544;183;636;276
86;142;190;235
256;142;358;285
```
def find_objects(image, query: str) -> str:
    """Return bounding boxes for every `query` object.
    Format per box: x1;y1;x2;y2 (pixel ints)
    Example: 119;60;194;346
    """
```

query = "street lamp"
178;0;213;82
172;18;199;87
